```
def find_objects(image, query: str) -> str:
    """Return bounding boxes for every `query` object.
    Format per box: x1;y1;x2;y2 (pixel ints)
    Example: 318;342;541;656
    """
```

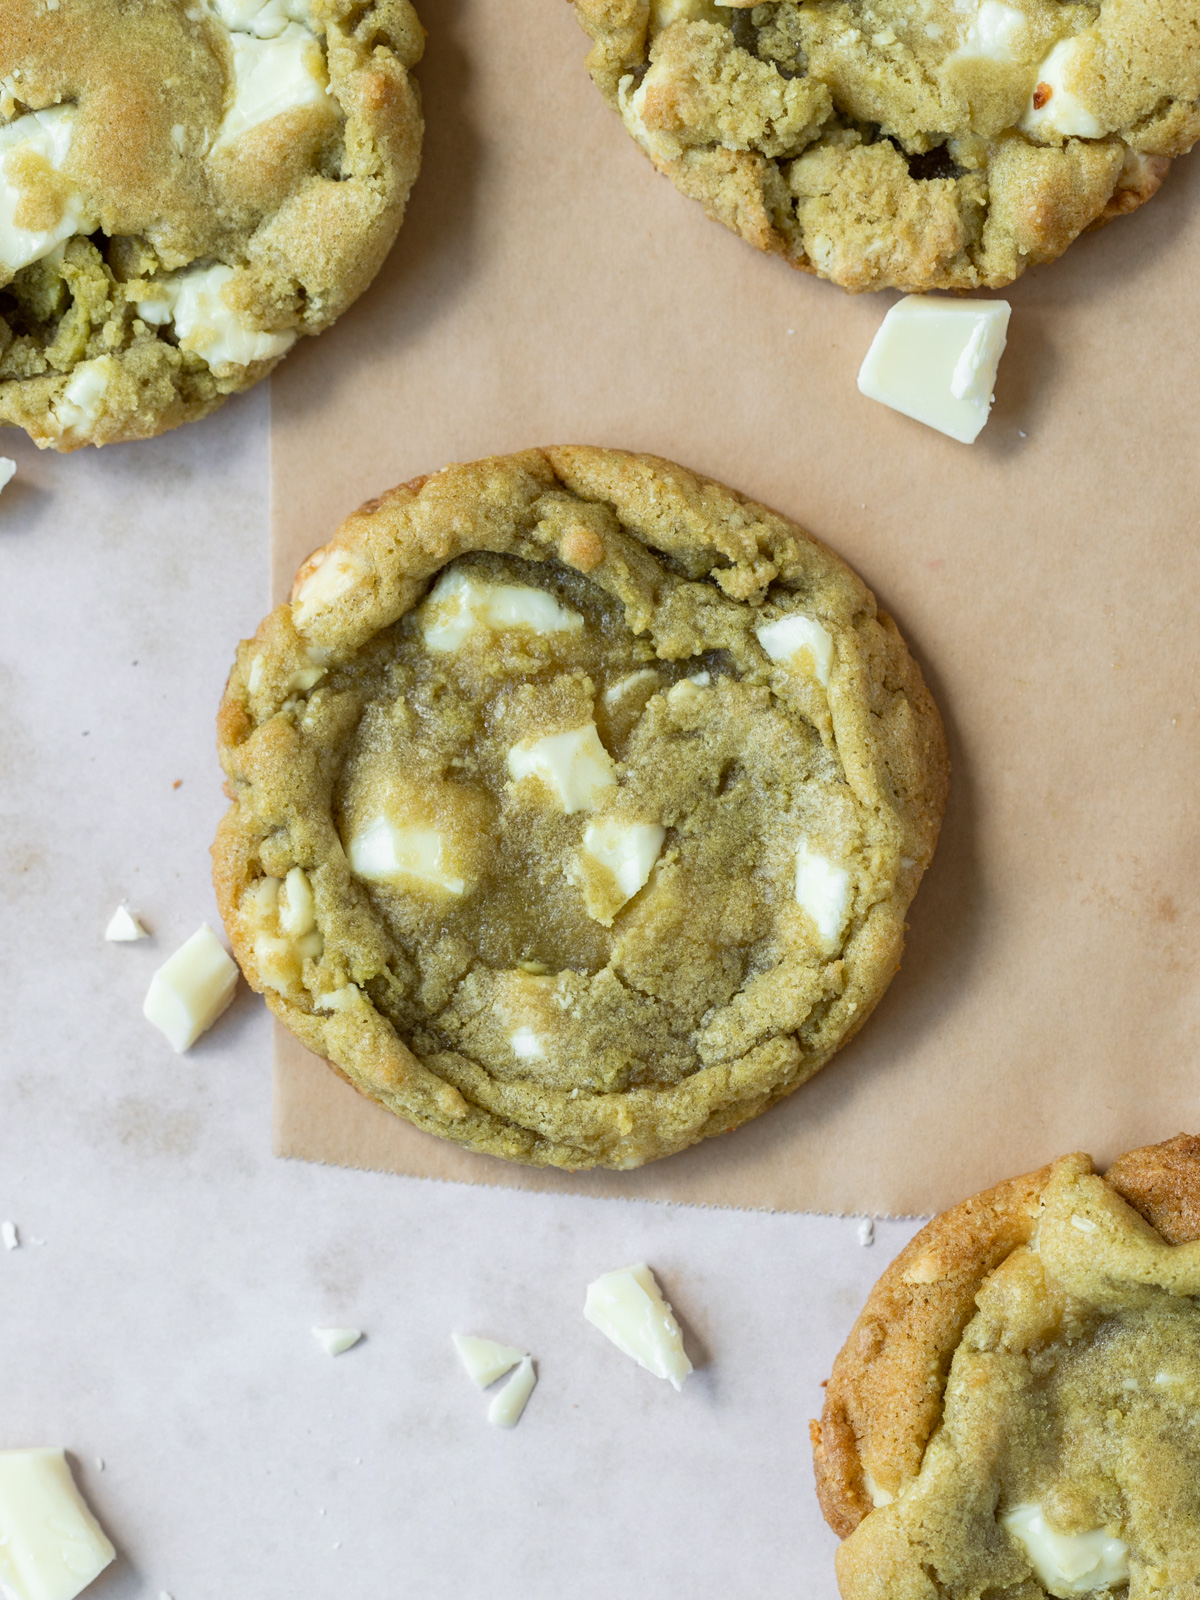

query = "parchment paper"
268;0;1200;1216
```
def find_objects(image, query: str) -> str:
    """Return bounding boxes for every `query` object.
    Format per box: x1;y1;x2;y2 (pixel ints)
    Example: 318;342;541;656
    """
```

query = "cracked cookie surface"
812;1133;1200;1597
212;448;947;1170
571;0;1192;291
0;0;422;449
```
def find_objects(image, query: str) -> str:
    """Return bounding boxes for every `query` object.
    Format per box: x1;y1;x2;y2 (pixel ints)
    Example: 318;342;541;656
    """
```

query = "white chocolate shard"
580;820;664;918
347;818;466;896
291;547;367;627
277;866;316;936
755;613;835;685
1020;38;1105;139
451;1334;526;1389
104;906;148;942
2;1221;17;1250
212;24;330;151
858;295;1010;445
421;569;583;652
142;924;239;1052
0;1448;116;1600
137;265;296;371
862;1467;894;1506
209;0;319;40
52;358;118;444
584;1263;693;1390
795;839;851;948
312;1327;361;1356
0;107;88;276
1000;1504;1129;1596
649;0;722;31
602;668;660;708
487;1356;537;1428
507;724;616;814
0;458;15;494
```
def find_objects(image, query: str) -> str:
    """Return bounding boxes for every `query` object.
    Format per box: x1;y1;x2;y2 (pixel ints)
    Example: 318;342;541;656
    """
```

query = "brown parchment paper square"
266;0;1200;1216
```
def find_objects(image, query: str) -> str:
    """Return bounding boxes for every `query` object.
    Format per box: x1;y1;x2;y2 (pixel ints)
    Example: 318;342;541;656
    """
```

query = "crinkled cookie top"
0;0;423;449
815;1135;1200;1598
212;448;947;1171
572;0;1197;290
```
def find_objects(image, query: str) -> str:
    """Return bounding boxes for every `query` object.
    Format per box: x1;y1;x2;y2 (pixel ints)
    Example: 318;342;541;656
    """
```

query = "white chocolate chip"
348;819;466;896
953;0;1025;61
0;458;15;495
138;265;296;371
1;1221;17;1251
212;23;330;151
0;107;89;276
142;924;239;1052
1021;37;1105;139
580;819;665;921
0;1448;117;1600
584;1263;693;1390
509;1025;546;1061
277;866;316;936
292;547;367;628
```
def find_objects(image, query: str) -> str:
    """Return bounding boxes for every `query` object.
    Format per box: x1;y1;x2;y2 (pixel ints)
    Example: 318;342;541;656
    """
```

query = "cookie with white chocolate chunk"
570;0;1188;292
0;0;423;450
811;1133;1200;1597
212;448;947;1170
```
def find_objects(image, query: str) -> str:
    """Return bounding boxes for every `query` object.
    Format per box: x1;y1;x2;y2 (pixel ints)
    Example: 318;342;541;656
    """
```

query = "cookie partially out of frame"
812;1133;1200;1597
0;0;422;450
571;0;1192;293
212;448;947;1171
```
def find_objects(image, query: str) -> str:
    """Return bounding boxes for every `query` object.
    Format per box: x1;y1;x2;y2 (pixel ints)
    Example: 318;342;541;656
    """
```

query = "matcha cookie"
0;0;422;450
571;0;1191;292
812;1133;1200;1596
213;448;947;1170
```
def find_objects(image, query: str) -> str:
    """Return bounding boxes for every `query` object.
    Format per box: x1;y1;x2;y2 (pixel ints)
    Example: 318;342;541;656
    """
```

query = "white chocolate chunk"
209;0;318;38
451;1334;526;1389
954;0;1025;60
509;1025;546;1061
0;458;15;495
602;668;660;708
2;1220;17;1250
277;866;316;936
1021;38;1105;139
52;358;118;443
1000;1504;1129;1597
507;724;616;814
104;906;147;942
348;818;466;896
312;1327;361;1356
138;265;295;370
858;295;1011;444
584;1263;693;1390
862;1467;894;1506
650;0;722;31
142;924;239;1052
0;1448;116;1600
212;25;329;151
421;569;583;652
795;839;850;947
0;107;87;276
291;547;367;627
755;613;835;685
487;1356;537;1428
581;820;665;913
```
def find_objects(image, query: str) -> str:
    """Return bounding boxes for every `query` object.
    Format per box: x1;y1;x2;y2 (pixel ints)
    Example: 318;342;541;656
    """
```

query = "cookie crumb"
857;1217;875;1247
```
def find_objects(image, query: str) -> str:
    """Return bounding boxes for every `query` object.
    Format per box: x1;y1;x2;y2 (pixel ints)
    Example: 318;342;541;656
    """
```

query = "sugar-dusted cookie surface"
812;1133;1200;1596
0;0;423;449
571;0;1190;292
212;448;947;1171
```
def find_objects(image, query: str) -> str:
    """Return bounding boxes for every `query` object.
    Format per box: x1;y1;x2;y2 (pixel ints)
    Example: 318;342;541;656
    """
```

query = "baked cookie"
571;0;1190;292
812;1133;1200;1596
212;448;947;1170
0;0;423;450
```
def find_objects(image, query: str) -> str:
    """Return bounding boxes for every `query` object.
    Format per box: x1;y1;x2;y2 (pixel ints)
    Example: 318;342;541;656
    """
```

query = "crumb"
2;1220;18;1250
857;1217;875;1246
172;779;183;789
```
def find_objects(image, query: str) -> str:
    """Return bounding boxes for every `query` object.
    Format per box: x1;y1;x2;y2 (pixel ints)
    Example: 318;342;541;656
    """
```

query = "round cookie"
571;0;1192;293
0;0;423;450
213;447;947;1171
812;1133;1200;1596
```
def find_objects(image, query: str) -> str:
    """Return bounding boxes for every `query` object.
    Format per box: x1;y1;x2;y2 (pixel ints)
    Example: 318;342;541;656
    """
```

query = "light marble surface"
0;394;921;1597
